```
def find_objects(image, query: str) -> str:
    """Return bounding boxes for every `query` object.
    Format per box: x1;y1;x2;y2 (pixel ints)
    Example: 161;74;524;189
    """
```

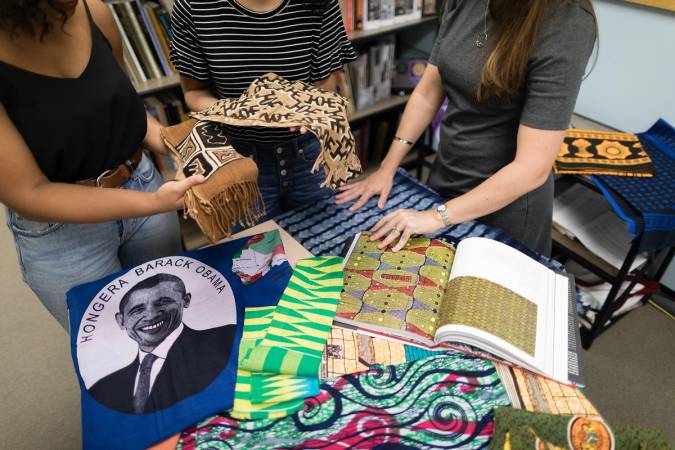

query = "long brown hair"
477;0;552;101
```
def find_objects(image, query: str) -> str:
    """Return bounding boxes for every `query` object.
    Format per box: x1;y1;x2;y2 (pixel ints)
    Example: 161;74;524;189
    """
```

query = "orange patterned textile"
554;129;655;177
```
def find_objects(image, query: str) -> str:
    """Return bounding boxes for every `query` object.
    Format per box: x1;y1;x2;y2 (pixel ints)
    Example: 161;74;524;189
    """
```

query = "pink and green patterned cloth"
231;231;288;285
178;351;509;449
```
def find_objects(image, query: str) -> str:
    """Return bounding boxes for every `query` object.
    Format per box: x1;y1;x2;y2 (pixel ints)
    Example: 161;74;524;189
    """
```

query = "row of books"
336;39;397;112
106;0;176;86
340;0;437;33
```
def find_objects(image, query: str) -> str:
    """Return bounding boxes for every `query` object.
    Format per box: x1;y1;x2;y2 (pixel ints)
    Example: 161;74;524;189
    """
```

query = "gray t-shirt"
428;0;596;196
426;0;595;254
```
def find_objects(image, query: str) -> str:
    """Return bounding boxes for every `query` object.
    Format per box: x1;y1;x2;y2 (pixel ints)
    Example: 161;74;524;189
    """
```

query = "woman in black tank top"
0;0;204;329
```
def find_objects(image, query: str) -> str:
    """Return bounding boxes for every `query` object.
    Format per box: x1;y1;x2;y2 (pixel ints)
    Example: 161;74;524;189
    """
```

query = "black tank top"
0;1;146;183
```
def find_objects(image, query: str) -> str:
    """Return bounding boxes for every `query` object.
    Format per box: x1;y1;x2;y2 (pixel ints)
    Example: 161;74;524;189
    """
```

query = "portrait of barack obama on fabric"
87;273;235;414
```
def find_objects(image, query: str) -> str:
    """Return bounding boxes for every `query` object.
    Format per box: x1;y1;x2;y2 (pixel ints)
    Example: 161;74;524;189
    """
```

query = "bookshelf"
134;73;180;96
348;94;409;123
114;0;437;129
348;15;437;43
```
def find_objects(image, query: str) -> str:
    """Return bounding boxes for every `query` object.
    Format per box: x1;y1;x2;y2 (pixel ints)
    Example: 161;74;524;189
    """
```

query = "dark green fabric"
489;408;672;450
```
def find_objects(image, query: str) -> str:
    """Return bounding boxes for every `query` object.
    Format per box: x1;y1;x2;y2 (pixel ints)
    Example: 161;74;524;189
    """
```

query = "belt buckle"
95;169;113;188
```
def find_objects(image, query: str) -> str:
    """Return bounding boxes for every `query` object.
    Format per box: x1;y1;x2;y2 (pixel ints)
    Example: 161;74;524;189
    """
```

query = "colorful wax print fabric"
231;307;317;420
490;408;671;450
65;230;292;450
178;352;511;450
232;231;288;285
239;256;344;377
338;232;456;341
493;363;599;417
321;326;447;378
555;129;655;177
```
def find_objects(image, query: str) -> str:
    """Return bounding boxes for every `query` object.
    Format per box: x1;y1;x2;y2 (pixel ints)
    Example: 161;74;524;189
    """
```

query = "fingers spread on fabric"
392;226;413;252
335;185;363;204
370;212;394;236
377;187;391;209
337;182;360;192
377;221;405;249
349;192;374;211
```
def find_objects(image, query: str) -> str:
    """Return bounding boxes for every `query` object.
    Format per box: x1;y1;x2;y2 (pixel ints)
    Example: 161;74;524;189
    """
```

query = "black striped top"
170;0;357;143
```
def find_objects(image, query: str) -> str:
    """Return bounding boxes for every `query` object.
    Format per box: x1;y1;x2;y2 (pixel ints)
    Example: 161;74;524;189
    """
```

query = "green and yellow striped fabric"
239;256;344;377
231;306;317;420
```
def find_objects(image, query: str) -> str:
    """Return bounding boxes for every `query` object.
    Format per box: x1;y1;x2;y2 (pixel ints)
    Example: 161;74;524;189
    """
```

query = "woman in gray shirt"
338;0;596;256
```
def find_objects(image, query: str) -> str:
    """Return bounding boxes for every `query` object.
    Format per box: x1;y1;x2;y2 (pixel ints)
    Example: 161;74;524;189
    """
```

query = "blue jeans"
6;153;182;330
227;133;332;227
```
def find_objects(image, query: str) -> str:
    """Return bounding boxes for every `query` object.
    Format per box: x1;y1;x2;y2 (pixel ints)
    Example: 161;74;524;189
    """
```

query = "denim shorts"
227;133;332;225
6;153;182;330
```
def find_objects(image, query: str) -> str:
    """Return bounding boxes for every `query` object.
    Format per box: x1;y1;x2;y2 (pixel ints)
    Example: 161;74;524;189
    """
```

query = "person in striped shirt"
170;0;357;224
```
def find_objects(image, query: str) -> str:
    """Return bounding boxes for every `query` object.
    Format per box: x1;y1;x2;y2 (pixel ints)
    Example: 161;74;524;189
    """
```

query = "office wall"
574;1;675;290
574;0;675;132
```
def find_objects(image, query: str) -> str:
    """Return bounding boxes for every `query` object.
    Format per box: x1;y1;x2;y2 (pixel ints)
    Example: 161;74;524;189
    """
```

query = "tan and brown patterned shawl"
161;73;362;243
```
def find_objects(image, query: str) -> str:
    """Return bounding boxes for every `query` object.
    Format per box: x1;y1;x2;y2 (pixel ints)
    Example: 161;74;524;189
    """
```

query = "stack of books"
107;0;176;86
336;38;397;112
340;0;428;33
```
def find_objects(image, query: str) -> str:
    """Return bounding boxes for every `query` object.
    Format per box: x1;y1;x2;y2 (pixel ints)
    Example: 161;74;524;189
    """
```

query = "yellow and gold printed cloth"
161;73;362;243
554;129;655;177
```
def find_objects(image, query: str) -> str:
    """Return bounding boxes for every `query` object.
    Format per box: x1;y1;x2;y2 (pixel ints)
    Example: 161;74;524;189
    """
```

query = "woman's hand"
153;174;206;211
289;126;308;134
369;209;444;251
335;167;395;211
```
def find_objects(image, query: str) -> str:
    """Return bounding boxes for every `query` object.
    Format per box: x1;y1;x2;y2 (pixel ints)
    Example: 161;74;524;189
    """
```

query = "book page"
437;237;557;377
336;233;455;345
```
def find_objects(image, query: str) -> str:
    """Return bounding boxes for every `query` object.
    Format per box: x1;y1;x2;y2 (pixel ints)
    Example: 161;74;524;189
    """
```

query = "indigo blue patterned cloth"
275;170;591;317
593;119;675;252
275;169;564;270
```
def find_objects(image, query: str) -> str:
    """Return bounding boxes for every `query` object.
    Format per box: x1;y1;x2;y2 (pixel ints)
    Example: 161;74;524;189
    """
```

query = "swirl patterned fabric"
178;352;510;449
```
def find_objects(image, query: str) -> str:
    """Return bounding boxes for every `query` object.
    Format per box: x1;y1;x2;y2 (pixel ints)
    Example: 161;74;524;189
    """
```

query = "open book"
337;233;582;386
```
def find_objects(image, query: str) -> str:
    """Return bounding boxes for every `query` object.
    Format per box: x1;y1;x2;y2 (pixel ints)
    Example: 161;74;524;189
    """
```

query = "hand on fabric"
335;167;395;211
289;126;308;134
154;174;206;211
369;209;444;251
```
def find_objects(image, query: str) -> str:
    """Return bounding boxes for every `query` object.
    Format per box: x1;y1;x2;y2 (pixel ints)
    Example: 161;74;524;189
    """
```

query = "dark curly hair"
0;0;70;40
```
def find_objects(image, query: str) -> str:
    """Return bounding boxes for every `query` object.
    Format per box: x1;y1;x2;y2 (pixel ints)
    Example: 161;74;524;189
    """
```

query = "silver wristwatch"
436;204;451;227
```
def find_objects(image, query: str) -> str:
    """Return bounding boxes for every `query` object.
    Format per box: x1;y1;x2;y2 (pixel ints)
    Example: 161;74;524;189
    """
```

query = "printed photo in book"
337;233;582;385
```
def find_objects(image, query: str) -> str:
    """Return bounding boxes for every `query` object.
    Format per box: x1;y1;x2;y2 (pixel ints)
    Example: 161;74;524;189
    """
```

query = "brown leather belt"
78;148;144;188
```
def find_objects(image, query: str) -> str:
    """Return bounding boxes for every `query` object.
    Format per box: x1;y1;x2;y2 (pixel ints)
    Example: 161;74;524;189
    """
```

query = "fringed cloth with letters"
554;129;655;177
161;73;362;243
